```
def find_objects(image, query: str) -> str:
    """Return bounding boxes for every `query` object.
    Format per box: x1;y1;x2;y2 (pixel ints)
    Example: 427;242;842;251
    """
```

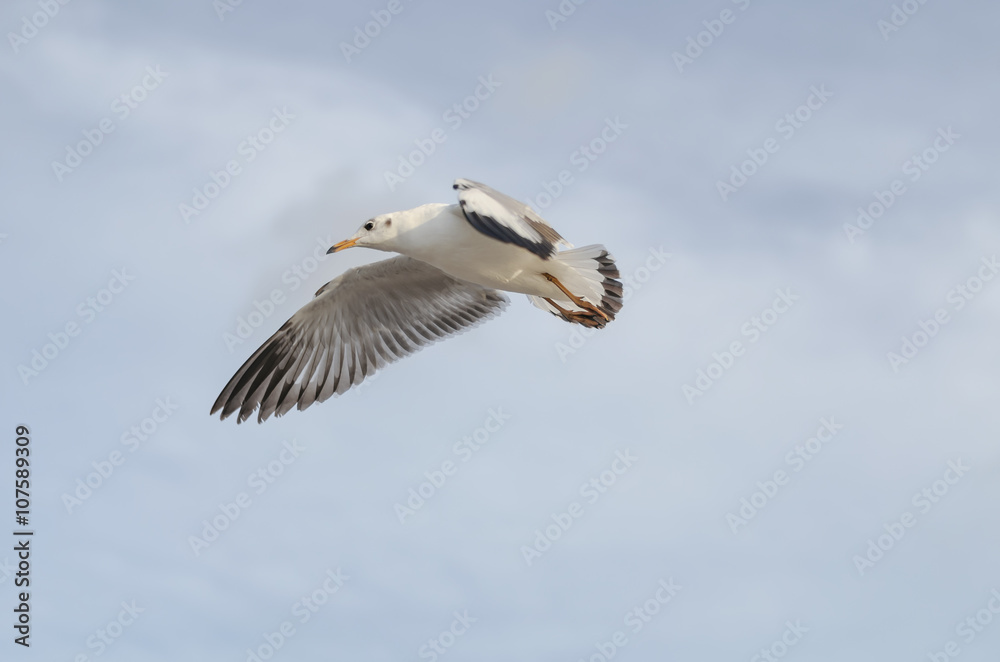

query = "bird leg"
543;298;605;328
542;273;610;322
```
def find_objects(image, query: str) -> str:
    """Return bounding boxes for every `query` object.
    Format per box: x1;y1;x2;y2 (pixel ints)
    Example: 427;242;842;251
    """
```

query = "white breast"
395;205;551;295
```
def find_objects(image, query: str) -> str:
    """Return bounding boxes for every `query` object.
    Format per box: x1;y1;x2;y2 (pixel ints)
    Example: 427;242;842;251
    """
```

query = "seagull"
212;179;623;423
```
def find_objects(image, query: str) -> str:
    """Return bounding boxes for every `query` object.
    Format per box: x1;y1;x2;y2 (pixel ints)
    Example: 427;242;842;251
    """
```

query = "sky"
1;0;999;660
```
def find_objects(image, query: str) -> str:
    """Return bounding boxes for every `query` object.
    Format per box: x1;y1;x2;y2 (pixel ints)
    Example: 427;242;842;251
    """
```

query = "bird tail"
528;245;624;328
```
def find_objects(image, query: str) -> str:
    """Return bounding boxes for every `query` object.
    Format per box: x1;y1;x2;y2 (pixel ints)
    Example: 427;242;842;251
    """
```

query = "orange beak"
327;237;358;254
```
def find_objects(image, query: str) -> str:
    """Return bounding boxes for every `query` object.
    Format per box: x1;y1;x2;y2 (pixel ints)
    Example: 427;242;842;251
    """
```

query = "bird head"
328;213;400;254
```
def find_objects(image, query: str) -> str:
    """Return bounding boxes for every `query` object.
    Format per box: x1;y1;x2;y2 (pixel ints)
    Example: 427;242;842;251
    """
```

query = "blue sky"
2;0;999;660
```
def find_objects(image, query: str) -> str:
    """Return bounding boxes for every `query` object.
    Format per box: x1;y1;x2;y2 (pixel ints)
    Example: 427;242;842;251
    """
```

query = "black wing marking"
453;178;570;259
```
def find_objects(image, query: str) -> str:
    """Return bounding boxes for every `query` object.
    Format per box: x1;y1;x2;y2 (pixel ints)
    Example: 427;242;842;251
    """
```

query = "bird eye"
364;221;374;231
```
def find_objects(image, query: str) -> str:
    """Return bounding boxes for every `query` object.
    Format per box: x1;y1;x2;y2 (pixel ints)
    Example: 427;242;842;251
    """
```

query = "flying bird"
212;179;623;423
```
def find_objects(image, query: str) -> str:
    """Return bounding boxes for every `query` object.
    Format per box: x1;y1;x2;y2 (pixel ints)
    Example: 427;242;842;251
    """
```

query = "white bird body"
374;202;581;299
212;179;623;423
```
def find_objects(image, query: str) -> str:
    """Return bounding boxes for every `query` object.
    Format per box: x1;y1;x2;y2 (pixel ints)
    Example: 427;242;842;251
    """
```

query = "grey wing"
211;256;509;423
453;178;572;259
